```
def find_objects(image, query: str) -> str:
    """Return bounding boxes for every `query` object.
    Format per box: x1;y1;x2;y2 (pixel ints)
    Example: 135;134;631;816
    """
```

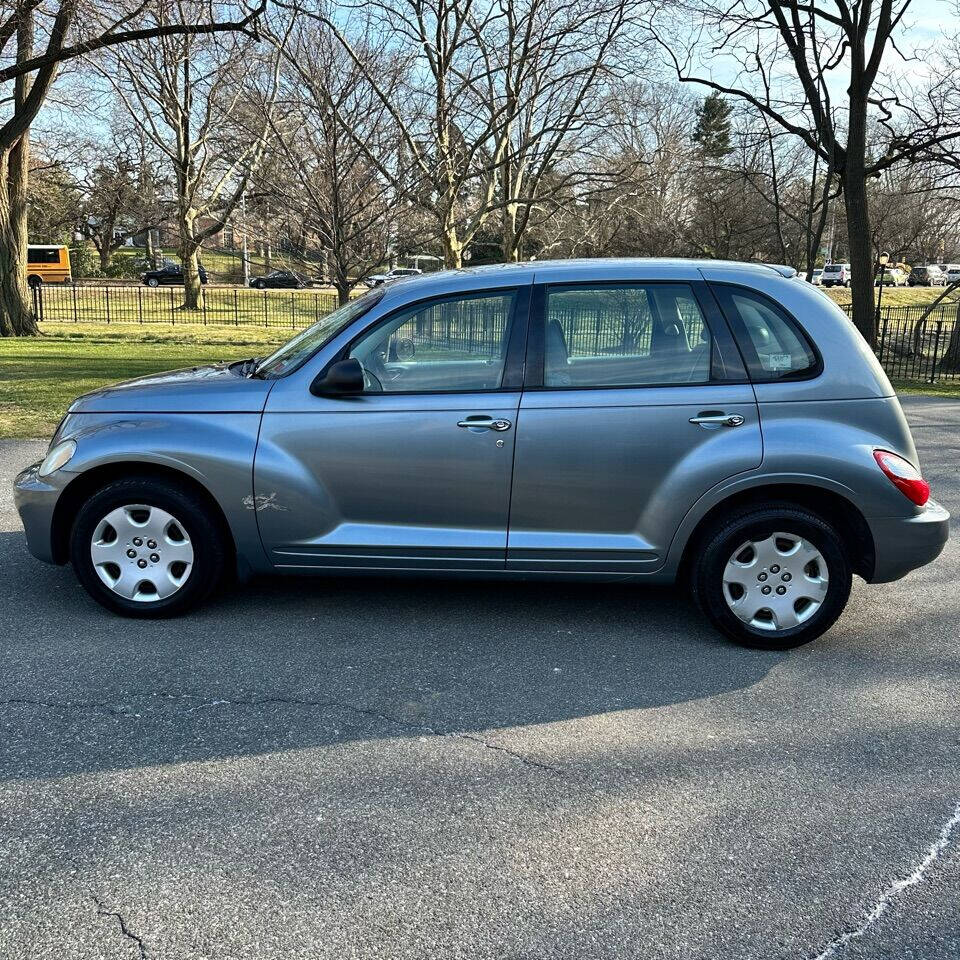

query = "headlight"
38;439;77;477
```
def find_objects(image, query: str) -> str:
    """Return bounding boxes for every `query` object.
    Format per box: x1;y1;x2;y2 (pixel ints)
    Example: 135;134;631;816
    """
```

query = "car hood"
69;362;274;414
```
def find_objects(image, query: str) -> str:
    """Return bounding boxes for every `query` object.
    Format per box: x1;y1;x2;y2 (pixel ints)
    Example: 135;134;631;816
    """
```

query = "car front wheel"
70;477;227;618
146;278;159;287
691;503;852;649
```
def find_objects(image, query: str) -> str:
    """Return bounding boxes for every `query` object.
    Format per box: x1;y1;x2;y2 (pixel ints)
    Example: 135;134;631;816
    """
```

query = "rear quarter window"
712;285;819;381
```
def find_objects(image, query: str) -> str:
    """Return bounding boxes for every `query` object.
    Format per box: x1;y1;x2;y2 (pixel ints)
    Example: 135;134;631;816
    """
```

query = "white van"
821;263;851;287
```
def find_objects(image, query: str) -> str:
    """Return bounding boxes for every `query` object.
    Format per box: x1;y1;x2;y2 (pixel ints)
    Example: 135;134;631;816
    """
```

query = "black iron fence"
33;281;339;329
33;283;960;384
841;303;960;382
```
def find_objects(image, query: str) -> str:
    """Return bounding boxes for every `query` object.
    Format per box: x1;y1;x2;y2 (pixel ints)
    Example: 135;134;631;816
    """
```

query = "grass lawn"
2;322;958;441
889;379;960;398
824;286;957;307
0;323;288;439
107;246;327;282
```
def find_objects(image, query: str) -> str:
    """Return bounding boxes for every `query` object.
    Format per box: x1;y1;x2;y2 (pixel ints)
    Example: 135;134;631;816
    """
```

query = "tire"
70;476;227;618
691;503;852;650
27;275;42;288
146;278;159;287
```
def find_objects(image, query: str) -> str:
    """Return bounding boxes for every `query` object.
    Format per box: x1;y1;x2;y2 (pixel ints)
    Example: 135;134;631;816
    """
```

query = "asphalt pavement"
1;395;958;960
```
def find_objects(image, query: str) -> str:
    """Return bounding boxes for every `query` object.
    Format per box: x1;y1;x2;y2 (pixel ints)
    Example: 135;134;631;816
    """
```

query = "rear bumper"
867;499;951;582
13;461;62;564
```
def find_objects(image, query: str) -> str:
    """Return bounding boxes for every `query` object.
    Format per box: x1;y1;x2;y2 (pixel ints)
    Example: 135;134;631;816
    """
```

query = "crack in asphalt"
1;692;564;776
453;731;564;774
811;798;960;960
92;896;149;959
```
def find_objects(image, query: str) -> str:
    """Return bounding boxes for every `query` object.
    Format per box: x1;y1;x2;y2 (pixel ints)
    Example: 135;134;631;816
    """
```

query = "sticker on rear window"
764;353;794;371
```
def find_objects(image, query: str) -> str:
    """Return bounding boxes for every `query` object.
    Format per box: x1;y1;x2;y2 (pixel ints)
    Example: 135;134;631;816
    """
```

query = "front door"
255;286;529;571
507;280;762;574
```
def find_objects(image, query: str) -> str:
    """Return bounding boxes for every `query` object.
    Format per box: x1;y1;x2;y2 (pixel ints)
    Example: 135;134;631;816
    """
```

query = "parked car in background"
249;270;312;290
365;267;422;287
821;263;851;287
142;262;208;287
809;268;823;286
875;267;907;286
14;259;949;651
26;244;72;286
944;265;960;285
908;265;947;287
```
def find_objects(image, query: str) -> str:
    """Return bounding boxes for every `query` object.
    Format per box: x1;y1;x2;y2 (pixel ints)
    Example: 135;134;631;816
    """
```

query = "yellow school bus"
26;244;72;285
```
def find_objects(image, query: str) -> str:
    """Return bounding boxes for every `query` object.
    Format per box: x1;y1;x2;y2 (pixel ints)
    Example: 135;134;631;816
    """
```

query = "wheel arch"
51;461;237;571
676;483;875;583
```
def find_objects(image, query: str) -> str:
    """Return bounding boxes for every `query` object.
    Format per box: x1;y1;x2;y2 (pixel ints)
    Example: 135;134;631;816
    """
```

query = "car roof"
376;258;804;300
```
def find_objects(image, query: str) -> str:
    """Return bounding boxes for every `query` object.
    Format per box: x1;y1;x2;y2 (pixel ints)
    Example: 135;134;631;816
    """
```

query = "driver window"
348;289;517;393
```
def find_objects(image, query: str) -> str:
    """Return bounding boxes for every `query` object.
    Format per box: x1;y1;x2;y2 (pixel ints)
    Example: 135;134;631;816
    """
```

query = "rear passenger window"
544;283;714;387
716;287;818;380
28;247;61;264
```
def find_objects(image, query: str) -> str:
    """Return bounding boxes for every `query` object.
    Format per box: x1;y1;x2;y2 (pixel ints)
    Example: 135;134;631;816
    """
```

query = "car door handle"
457;416;512;431
689;412;746;427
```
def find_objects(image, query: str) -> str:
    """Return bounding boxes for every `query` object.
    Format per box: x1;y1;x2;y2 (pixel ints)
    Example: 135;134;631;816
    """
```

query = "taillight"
873;449;930;506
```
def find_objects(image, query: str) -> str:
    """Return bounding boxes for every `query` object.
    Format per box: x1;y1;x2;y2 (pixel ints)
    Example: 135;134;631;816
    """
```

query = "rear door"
507;279;762;574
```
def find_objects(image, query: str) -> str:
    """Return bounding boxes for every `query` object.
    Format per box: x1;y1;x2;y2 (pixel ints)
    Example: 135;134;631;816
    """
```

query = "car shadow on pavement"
0;530;788;782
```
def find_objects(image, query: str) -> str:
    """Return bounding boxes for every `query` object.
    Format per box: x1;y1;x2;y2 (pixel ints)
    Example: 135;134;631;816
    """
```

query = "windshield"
255;288;384;378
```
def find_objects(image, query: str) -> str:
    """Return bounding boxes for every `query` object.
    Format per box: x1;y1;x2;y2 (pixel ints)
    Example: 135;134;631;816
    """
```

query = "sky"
28;0;960;159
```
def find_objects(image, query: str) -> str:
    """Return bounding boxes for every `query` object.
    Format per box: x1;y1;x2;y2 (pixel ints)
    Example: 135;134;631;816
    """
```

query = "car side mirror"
310;358;365;397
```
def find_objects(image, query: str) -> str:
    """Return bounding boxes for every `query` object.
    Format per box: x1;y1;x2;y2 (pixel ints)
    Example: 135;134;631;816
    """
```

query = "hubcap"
722;532;829;632
90;504;194;602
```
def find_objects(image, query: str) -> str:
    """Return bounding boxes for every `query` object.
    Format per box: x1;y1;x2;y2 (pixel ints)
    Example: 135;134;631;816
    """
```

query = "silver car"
14;260;949;649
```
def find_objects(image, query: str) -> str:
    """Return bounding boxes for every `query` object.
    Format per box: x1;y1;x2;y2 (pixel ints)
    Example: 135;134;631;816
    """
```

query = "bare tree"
267;21;400;303
324;0;645;267
75;124;170;271
485;0;639;261
94;0;288;308
0;0;267;335
653;0;960;346
321;0;510;267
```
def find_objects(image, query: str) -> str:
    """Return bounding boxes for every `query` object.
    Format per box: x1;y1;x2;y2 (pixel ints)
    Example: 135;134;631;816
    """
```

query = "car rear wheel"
70;477;227;618
691;503;852;649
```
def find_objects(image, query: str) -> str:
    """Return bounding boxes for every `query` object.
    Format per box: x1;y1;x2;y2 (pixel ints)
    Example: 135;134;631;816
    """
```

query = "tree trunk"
99;231;113;271
843;176;876;347
146;228;158;267
502;202;520;263
179;209;203;310
939;318;960;373
334;278;351;307
0;143;38;337
442;225;462;269
842;101;876;348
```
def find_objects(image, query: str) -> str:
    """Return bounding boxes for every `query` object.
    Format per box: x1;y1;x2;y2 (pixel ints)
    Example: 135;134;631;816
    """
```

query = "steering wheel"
365;344;412;388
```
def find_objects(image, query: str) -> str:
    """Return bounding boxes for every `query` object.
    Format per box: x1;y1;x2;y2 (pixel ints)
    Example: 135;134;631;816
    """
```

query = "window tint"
718;287;817;380
543;283;713;387
350;290;516;393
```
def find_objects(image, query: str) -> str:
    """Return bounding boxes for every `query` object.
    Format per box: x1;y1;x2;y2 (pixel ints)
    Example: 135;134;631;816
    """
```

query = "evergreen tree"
692;93;732;161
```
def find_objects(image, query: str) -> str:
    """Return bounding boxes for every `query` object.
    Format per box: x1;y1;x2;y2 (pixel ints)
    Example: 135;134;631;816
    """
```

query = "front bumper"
867;499;951;583
13;461;65;564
